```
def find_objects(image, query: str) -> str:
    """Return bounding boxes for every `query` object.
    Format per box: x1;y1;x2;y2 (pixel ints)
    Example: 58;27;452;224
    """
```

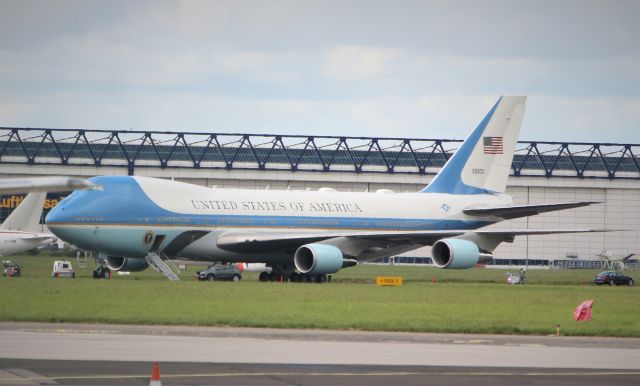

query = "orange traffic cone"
150;362;161;386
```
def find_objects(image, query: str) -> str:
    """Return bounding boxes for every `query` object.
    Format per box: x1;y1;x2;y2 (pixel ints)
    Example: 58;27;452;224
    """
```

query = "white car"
52;260;75;278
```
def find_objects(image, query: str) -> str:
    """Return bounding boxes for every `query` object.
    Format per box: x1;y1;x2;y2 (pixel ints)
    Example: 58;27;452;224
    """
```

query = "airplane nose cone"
45;190;85;236
45;200;69;224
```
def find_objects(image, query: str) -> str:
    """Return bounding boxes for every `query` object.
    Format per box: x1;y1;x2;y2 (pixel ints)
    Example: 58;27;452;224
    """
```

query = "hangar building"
0;127;638;261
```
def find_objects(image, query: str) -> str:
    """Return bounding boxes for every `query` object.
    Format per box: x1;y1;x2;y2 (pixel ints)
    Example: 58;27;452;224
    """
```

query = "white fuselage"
0;231;55;256
46;176;513;263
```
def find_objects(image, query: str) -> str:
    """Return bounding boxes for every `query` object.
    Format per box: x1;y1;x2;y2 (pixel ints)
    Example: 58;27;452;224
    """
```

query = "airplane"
45;96;607;281
0;176;94;257
0;192;57;257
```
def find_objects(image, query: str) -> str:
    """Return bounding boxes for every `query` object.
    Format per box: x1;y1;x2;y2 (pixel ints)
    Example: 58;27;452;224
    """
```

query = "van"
52;260;75;278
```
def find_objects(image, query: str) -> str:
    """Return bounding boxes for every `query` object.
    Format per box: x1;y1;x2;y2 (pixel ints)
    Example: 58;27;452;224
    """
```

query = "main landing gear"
258;266;331;283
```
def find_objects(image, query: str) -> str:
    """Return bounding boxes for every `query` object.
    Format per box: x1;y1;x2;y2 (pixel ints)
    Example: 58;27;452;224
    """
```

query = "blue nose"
45;193;76;224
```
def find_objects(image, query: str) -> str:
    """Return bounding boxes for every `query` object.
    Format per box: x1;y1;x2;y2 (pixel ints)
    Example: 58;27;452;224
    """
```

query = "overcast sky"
1;0;639;143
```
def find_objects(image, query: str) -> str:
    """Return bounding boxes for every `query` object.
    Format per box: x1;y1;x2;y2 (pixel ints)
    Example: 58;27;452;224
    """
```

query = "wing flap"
463;201;599;220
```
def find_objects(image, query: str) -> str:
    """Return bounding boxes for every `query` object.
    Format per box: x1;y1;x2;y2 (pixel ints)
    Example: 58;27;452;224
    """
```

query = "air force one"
45;96;605;281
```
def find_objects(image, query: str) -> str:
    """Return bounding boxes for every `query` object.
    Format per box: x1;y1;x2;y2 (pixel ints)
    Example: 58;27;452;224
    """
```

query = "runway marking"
463;339;494;344
2;369;57;385
505;343;547;348
1;370;639;382
0;369;39;386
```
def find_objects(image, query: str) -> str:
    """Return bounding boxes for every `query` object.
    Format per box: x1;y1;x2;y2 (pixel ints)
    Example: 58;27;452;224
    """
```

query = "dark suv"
594;271;635;286
196;264;241;282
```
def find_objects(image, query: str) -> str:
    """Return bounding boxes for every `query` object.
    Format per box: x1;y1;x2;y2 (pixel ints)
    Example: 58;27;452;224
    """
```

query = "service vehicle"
52;260;75;278
594;271;634;286
2;260;21;277
195;264;241;282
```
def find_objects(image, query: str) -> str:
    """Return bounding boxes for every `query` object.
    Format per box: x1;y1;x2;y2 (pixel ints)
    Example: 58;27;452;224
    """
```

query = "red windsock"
573;300;594;321
149;362;161;386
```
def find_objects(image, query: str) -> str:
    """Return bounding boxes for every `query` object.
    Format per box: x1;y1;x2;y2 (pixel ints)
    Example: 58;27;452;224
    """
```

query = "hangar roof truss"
0;128;638;179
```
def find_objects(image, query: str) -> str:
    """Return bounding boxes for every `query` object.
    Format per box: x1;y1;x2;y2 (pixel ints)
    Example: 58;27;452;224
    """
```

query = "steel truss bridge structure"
1;127;638;179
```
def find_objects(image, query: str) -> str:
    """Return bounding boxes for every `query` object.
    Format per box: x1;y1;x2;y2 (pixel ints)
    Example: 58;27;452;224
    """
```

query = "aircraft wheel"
258;272;269;282
316;274;327;283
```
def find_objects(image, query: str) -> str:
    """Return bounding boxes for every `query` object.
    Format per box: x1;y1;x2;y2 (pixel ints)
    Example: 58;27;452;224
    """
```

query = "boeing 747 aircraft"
45;96;603;281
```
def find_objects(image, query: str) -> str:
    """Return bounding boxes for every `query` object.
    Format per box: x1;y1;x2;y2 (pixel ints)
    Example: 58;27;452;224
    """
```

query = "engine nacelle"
294;244;344;275
105;256;149;272
431;238;492;269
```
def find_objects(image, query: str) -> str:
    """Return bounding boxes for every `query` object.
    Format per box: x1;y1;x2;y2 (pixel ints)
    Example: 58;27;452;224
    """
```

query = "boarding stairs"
76;251;88;268
145;252;180;281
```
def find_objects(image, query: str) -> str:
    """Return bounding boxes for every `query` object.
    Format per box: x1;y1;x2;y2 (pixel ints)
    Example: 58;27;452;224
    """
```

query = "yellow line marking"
2;370;640;382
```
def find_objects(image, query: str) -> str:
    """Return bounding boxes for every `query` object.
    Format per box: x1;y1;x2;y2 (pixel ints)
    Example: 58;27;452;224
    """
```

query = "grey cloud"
0;0;638;143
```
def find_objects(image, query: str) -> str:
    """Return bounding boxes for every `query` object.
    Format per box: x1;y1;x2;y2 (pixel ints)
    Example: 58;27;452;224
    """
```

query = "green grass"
1;253;638;336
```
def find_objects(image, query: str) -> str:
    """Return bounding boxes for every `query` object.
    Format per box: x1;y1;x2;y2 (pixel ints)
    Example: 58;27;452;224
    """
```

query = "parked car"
594;271;634;286
2;260;21;277
195;264;241;282
52;260;75;278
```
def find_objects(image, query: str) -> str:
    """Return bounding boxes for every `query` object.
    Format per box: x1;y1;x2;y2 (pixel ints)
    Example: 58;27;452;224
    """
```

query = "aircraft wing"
216;230;466;253
475;228;611;236
215;228;610;254
26;235;56;241
0;176;93;194
463;201;598;220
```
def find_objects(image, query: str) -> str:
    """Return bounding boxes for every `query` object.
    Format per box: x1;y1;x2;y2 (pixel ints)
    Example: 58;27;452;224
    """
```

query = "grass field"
1;253;639;336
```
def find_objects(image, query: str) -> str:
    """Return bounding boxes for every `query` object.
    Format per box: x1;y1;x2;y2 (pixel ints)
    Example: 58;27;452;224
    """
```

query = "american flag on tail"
483;136;503;154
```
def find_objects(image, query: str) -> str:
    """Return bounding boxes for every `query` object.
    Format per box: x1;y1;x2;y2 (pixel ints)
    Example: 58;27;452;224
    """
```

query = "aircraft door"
149;234;166;253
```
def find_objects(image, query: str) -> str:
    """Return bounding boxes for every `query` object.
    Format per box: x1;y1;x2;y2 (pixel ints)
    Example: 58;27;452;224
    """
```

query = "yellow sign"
376;276;403;286
1;195;66;209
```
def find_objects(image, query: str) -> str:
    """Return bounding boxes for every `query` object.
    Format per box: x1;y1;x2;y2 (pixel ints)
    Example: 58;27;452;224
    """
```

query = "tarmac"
1;322;638;385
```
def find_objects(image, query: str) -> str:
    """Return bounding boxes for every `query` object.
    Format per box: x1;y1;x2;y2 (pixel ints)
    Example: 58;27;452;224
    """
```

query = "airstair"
145;252;180;281
76;251;88;268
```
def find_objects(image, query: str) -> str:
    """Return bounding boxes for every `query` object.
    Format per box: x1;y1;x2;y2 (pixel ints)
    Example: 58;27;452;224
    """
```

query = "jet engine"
105;256;149;272
294;244;355;275
431;238;493;269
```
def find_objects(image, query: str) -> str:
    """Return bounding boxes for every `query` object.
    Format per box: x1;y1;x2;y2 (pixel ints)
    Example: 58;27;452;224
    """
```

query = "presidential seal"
143;231;154;244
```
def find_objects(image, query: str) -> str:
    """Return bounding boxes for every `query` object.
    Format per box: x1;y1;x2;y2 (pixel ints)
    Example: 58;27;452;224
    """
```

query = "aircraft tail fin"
422;96;526;195
0;192;47;232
